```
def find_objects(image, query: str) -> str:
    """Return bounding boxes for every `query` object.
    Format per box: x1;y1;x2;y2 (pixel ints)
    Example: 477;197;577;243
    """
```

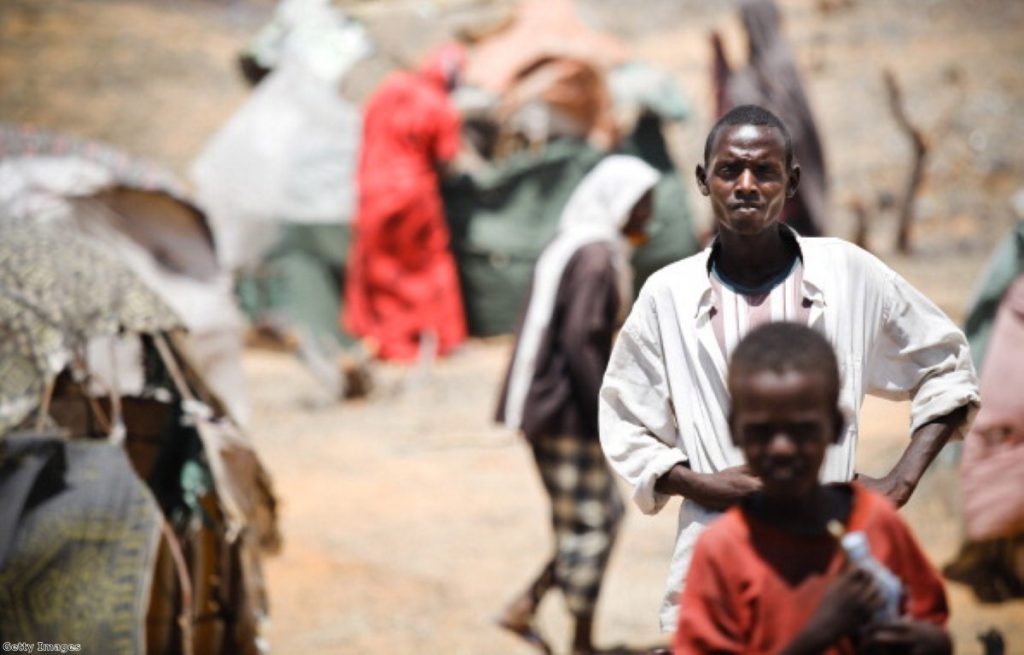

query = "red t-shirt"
674;484;948;655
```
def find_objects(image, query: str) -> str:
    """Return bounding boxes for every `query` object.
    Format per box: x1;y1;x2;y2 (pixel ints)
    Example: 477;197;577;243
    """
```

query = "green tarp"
964;220;1024;372
444;140;605;336
445;132;699;336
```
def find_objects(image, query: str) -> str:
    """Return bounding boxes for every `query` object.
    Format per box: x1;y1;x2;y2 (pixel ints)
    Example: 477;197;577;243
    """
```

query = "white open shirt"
598;232;979;631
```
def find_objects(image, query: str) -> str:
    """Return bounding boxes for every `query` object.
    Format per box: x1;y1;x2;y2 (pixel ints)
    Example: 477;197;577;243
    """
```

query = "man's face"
730;367;840;500
696;124;799;236
622;189;655;246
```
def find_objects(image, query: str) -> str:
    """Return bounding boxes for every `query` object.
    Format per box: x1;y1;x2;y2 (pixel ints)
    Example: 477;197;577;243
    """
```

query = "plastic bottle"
840;531;903;623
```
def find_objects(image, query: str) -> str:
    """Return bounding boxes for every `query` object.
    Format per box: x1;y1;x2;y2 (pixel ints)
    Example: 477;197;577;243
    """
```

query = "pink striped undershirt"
709;259;811;358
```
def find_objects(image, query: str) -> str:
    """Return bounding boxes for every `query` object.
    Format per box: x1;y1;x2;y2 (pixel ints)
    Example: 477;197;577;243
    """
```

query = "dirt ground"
246;302;1024;655
2;0;1023;652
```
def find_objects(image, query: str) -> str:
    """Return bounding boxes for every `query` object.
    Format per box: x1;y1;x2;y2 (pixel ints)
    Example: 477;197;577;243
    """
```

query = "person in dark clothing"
495;155;659;655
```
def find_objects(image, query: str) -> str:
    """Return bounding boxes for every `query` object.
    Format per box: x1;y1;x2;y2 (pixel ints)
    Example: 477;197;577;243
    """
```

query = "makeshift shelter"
462;0;627;151
463;0;628;94
0;124;250;425
447;2;699;335
444;139;605;336
0;217;278;655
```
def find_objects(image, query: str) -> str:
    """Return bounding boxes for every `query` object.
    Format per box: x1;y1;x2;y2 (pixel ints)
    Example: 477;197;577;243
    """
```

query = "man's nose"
735;168;759;199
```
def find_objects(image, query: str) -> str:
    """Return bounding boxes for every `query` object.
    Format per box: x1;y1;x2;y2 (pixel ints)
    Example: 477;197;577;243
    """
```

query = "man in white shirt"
598;104;979;631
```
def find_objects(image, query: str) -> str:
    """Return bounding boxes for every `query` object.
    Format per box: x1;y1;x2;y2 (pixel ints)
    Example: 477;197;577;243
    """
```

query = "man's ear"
786;163;801;199
695;163;710;197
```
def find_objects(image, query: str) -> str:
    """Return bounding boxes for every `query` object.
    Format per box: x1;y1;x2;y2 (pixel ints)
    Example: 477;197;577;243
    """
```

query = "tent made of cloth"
0;217;181;434
463;0;629;94
0;123;250;425
0;216;279;655
463;0;628;151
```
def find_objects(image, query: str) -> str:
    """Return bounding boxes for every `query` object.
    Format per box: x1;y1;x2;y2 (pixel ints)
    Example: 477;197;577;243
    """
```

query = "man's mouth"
730;203;762;213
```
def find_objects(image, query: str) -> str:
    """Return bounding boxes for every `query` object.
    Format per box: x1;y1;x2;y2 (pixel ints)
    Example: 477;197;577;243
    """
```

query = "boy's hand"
812;566;884;638
861;619;952;655
782;567;883;654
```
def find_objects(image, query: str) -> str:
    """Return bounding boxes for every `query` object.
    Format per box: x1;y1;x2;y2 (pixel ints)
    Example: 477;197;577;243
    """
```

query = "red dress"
344;47;467;361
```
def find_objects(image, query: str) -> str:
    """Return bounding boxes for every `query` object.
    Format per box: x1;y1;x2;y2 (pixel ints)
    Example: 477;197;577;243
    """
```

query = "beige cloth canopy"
463;0;629;93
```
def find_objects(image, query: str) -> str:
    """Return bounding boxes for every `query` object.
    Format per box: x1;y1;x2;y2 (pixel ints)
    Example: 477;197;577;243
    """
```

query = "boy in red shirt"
674;322;952;654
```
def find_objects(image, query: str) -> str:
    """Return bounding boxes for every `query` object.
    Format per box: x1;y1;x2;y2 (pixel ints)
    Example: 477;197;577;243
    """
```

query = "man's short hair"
704;105;794;168
728;322;840;406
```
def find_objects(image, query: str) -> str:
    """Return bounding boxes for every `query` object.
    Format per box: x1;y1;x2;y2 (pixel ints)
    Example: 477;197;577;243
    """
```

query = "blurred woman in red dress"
344;44;468;361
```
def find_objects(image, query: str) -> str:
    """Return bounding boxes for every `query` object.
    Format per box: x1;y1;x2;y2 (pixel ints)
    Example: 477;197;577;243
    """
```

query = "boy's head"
728;323;844;500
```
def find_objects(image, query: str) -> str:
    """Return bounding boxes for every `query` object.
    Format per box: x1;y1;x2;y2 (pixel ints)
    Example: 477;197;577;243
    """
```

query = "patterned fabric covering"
0;123;191;204
0;438;163;652
530;434;624;616
0;217;181;434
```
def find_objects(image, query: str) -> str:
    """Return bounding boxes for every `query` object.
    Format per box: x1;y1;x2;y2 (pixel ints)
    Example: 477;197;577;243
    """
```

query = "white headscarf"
502;155;659;430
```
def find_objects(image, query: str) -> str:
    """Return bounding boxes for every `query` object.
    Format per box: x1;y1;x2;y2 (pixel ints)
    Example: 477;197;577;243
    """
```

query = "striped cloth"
709;258;809;356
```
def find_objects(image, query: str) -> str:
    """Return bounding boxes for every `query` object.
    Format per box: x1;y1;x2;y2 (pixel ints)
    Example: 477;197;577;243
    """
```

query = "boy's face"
730;367;841;500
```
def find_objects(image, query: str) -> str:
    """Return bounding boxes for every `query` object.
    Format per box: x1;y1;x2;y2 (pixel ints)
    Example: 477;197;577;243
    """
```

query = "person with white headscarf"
495;155;659;655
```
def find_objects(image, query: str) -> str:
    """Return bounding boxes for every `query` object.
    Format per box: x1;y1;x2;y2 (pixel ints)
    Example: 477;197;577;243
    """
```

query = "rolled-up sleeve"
866;270;980;438
599;293;684;514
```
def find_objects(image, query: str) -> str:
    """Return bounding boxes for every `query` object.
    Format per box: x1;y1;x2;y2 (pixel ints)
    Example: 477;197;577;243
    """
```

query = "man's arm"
862;265;980;507
857;406;969;507
599;294;688;514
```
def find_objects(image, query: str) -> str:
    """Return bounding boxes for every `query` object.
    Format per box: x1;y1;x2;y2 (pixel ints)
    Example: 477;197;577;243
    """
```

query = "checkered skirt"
532;434;625;616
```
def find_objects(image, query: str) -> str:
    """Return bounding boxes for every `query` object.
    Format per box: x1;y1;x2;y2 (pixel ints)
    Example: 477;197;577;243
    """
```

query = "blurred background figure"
712;0;828;236
495;155;658;655
344;43;468;363
945;219;1024;603
193;0;373;399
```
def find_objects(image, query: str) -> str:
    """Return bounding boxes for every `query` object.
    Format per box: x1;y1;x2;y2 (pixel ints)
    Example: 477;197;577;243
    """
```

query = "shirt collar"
693;224;827;320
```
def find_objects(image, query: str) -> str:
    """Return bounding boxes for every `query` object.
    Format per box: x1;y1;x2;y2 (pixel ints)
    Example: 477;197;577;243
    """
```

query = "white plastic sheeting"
190;0;372;271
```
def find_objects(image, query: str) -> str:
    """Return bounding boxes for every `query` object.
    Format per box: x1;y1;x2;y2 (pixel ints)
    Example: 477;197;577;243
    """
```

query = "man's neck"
715;224;796;288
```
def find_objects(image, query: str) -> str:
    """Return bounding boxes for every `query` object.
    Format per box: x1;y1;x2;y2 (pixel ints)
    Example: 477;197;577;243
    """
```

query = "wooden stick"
883;69;928;254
